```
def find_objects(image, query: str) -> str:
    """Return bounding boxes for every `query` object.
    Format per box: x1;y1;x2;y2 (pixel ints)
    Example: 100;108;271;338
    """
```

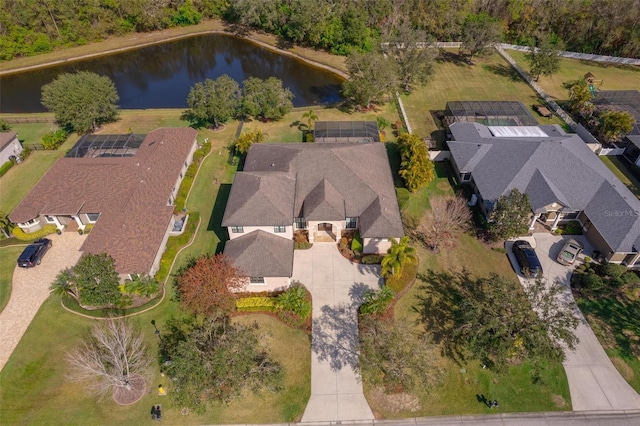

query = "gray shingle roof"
222;171;295;226
226;142;403;239
224;230;294;277
448;122;640;252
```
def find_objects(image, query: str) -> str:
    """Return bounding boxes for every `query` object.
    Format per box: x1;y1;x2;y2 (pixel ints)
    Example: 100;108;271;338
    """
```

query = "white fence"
500;43;640;66
395;91;412;134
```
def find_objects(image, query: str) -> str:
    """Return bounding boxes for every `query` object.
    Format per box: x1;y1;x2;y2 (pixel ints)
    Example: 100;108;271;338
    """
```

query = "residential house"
222;140;404;291
9;128;198;278
0;130;22;165
448;122;640;268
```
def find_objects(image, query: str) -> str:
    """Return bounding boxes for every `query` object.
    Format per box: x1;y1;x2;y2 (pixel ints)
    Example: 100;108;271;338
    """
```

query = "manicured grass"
365;157;571;417
508;50;640;101
0;246;23;313
576;296;640;393
401;50;567;141
600;156;640;199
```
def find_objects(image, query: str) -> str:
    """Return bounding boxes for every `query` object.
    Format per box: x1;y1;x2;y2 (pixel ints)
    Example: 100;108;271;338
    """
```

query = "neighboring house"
593;90;640;163
9;128;198;278
0;130;22;165
222;140;404;291
448;122;640;268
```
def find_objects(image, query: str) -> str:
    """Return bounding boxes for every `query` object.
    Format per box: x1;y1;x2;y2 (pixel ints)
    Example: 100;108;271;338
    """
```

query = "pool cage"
444;101;538;127
66;133;145;158
593;90;640;136
313;121;380;143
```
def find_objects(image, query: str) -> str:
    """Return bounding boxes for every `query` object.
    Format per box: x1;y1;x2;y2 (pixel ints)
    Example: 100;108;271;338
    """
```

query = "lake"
0;34;344;113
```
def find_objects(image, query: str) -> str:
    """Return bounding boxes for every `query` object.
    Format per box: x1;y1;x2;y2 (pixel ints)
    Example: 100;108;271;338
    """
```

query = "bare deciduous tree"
67;319;152;399
418;194;471;251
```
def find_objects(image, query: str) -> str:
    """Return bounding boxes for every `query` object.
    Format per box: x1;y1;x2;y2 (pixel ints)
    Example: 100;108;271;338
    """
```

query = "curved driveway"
508;233;640;411
0;233;84;371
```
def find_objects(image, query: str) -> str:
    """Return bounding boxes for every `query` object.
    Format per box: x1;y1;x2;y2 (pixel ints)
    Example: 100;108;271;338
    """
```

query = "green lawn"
364;158;572;417
576;296;640;393
600;156;640;199
401;50;567;142
508;50;640;101
0;246;24;313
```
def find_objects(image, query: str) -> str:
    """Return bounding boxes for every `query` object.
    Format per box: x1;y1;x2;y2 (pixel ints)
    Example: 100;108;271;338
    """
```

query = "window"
250;277;265;284
21;218;38;226
561;211;579;220
346;217;357;229
274;225;286;233
295;217;307;229
180;172;183;179
231;226;244;233
461;172;472;182
45;215;57;224
86;213;100;223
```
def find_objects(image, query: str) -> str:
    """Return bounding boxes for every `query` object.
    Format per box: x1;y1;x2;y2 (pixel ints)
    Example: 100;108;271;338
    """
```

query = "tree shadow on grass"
208;183;231;254
436;49;470;67
482;63;523;82
413;270;472;364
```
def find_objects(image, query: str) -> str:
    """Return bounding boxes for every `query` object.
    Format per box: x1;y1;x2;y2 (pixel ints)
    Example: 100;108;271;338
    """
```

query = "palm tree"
50;268;80;303
381;236;417;277
302;109;318;130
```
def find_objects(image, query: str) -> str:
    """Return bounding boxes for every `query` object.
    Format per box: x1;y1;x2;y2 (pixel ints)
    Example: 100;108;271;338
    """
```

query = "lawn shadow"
384;141;403;188
413;270;471;363
482;63;523;82
208;183;231;254
437;49;470;67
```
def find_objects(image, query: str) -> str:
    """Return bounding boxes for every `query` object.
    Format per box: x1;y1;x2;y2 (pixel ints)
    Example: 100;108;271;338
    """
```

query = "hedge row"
12;224;58;241
236;296;277;312
0;161;13;177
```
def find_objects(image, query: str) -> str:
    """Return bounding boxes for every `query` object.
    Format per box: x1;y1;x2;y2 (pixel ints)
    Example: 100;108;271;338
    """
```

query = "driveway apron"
507;233;640;411
293;242;381;422
0;233;84;371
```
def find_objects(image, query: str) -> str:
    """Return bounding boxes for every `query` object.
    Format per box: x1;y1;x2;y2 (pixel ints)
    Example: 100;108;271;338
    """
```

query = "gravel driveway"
0;232;84;372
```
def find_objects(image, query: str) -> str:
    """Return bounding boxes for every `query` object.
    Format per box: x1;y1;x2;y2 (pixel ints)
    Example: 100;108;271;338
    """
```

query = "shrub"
351;231;363;253
622;271;640;285
339;236;349;248
276;284;311;320
12;224;58;241
582;274;605;292
558;221;582;235
385;261;417;293
294;241;312;250
83;224;94;234
599;262;626;279
19;146;31;161
236;296;277;312
361;254;384;264
360;286;394;316
0;161;13;177
41;129;68;150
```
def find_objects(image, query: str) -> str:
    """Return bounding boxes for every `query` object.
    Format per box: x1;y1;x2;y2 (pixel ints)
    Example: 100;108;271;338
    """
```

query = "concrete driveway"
0;232;84;371
293;242;382;423
507;233;640;411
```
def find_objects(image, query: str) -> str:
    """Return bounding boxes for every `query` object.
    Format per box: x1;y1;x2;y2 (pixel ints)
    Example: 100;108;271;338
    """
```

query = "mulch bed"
113;374;147;405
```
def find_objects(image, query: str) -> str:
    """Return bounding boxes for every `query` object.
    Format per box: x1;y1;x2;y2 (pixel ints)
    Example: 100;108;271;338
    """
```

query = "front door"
318;223;332;232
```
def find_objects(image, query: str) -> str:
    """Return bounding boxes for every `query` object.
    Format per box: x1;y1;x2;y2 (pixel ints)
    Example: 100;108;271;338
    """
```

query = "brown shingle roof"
224;230;294;277
0;131;18;151
10;128;197;274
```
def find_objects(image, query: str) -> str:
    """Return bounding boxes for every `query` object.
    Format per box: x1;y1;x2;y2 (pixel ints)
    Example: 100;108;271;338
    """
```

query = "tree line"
1;0;638;62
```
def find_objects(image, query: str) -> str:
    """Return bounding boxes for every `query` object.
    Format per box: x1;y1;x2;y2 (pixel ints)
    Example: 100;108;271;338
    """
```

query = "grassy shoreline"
0;19;348;79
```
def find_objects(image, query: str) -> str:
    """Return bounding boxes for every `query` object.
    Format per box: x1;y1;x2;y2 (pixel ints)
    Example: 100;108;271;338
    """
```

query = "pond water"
0;34;344;113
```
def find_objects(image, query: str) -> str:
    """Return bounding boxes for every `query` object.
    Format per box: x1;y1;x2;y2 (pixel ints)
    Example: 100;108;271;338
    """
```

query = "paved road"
292;242;381;423
507;233;640;411
0;233;84;371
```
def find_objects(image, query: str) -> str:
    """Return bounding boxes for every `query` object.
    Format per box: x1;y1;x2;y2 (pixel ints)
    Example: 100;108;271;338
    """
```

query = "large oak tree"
182;74;241;129
41;71;119;134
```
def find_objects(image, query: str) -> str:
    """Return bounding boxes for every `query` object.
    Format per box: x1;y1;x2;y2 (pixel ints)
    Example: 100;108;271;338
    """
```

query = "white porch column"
308;227;315;243
551;213;562;231
529;213;540;230
334;224;341;241
72;215;86;231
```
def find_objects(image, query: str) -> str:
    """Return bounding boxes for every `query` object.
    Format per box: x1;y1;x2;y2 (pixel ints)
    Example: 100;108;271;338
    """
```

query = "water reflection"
0;34;344;113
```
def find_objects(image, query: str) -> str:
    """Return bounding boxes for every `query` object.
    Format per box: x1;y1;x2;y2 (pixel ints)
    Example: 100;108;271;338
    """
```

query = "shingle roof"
222;171;295;226
303;179;345;220
448;122;640;253
9;128;198;274
0;130;18;151
226;142;404;238
224;230;294;277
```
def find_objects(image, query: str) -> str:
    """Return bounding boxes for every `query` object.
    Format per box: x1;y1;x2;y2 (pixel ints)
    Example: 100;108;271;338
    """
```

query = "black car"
17;238;52;268
511;240;543;278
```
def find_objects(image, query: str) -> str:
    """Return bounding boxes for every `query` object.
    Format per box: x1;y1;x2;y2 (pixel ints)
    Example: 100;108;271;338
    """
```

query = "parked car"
512;240;543;278
557;239;583;266
17;238;52;268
